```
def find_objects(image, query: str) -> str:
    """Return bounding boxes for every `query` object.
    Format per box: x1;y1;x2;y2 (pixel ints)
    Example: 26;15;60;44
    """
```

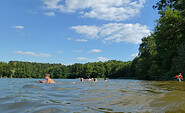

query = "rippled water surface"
0;78;185;113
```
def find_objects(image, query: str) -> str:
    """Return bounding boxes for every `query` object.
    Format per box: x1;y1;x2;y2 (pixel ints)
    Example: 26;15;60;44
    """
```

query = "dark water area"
0;78;185;113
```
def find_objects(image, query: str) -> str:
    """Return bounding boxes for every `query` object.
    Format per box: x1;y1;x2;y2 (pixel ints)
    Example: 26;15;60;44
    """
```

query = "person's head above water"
94;78;98;82
80;78;84;81
104;78;107;81
45;74;50;80
44;74;56;83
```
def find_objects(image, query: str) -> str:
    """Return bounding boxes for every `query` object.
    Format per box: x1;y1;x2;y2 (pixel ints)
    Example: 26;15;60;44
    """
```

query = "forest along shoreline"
0;60;181;81
1;0;185;81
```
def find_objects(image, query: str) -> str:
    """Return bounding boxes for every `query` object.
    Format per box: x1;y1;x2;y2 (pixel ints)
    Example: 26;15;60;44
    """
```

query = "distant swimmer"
174;73;183;82
87;78;92;81
80;78;84;82
94;78;98;82
39;74;56;83
104;78;107;82
179;73;183;81
174;74;180;82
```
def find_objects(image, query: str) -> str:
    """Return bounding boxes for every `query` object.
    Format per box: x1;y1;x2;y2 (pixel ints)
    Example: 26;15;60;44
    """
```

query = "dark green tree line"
0;60;132;79
131;0;185;80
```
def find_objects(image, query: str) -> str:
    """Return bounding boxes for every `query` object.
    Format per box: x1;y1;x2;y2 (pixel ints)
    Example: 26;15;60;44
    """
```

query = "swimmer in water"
174;73;183;82
104;78;107;82
179;73;183;81
40;74;56;83
80;78;84;82
94;78;98;82
87;78;92;81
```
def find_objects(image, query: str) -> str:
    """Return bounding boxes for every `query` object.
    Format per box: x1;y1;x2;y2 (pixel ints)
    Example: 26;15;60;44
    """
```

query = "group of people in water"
40;73;183;84
39;74;107;83
174;73;183;82
80;77;107;82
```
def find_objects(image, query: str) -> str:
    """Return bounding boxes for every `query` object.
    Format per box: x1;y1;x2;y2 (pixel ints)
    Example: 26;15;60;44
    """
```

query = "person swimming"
39;74;56;83
174;73;183;82
104;78;107;82
80;78;84;82
94;78;98;82
87;78;92;81
179;73;183;81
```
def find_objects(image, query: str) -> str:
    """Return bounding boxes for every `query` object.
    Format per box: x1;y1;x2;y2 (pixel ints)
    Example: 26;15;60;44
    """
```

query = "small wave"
55;88;76;90
22;85;42;90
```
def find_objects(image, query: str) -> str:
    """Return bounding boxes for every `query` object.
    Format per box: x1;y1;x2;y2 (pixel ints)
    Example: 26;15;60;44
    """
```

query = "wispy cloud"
71;23;150;44
131;53;138;57
73;50;83;53
14;51;51;57
68;37;72;40
57;51;64;54
75;39;88;42
88;49;102;53
28;9;38;14
76;57;89;60
76;57;109;62
42;0;145;21
63;63;73;66
11;26;24;29
44;12;55;16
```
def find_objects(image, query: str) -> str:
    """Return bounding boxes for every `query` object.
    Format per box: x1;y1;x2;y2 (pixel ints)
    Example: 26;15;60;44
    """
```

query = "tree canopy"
0;60;132;79
131;0;185;80
1;0;185;80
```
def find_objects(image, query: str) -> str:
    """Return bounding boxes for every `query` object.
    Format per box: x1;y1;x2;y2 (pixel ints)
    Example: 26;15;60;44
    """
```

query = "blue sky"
0;0;159;65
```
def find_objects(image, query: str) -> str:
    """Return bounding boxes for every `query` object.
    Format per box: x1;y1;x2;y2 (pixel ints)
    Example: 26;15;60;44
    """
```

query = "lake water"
0;78;185;113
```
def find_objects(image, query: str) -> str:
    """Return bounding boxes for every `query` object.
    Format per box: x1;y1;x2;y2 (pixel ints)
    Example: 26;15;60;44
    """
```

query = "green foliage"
131;35;158;80
0;60;134;79
131;0;185;80
0;62;12;78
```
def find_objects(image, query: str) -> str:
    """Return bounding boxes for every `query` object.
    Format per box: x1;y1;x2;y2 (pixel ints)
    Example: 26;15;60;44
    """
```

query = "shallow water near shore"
0;78;185;113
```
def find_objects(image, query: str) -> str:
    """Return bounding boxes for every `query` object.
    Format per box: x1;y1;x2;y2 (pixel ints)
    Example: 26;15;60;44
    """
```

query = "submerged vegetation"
0;0;185;80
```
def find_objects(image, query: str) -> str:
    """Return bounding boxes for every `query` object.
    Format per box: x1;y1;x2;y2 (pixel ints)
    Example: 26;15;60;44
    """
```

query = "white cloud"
71;23;150;44
11;26;24;29
71;25;100;38
14;51;51;57
42;0;145;21
28;10;38;14
131;53;138;57
63;63;73;66
76;57;89;61
44;12;55;16
76;57;109;62
68;37;72;40
57;51;63;54
75;39;88;42
88;49;102;53
96;57;109;62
